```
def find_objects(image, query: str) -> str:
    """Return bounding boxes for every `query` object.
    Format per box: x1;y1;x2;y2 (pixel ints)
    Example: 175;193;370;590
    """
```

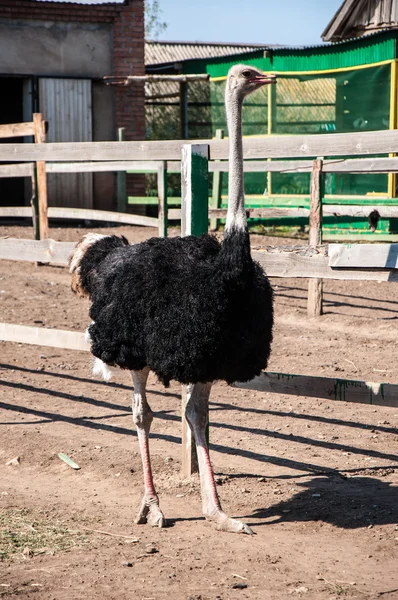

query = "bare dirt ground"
0;223;397;600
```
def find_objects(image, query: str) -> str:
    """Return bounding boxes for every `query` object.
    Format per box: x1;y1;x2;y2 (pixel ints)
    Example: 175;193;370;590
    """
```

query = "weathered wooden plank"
212;157;398;173
3;322;397;409
166;161;181;173
0;323;89;352
0;238;76;265
3;129;398;162
0;122;35;139
0;163;34;178
0;141;186;162
175;156;398;174
322;156;398;173
324;205;398;218
12;204;387;224
328;243;398;268
236;129;398;160
208;208;311;218
167;205;398;220
0;206;159;228
0;207;32;218
47;161;162;174
105;74;210;84
233;372;398;408
168;208;181;220
253;249;398;281
1;238;398;282
308;159;323;317
48;207;158;228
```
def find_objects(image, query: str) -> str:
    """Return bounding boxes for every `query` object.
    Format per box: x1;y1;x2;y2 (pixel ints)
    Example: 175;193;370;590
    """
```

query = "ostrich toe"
135;496;167;528
207;510;254;534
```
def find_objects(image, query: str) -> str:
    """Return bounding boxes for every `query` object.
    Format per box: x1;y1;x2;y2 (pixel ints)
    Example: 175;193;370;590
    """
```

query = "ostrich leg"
185;382;253;534
131;367;166;528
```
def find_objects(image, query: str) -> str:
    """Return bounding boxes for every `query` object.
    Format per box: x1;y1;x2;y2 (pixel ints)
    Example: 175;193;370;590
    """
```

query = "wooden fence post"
117;128;127;212
210;129;224;231
181;143;209;477
181;385;198;477
30;168;39;241
179;81;188;140
307;158;324;317
181;144;209;236
157;160;168;238
33;113;48;240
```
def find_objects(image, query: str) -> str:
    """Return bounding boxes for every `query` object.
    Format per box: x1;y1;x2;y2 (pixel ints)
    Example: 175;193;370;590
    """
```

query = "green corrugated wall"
180;31;398;77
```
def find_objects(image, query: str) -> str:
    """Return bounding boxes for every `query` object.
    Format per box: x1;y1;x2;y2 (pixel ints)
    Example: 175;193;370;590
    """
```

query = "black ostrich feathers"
70;230;273;387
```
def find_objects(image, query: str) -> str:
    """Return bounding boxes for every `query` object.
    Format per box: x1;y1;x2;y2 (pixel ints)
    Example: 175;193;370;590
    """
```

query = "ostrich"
69;64;275;534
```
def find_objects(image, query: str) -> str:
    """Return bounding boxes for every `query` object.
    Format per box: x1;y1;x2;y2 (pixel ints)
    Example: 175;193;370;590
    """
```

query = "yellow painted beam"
210;59;394;81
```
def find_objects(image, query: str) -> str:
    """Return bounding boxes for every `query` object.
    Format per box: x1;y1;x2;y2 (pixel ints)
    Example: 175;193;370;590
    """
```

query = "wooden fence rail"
5;155;398;243
2;237;398;282
1;323;396;410
3;128;398;162
233;372;398;408
0;207;159;229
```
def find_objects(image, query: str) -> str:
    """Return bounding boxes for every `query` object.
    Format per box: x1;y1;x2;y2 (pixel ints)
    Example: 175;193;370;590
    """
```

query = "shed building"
322;0;398;42
0;0;145;210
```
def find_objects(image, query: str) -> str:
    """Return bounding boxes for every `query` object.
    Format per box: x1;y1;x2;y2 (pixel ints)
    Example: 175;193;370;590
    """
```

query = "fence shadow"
386;244;398;268
0;362;180;399
275;290;398;316
274;283;398;306
2;378;397;465
209;400;398;436
242;475;398;529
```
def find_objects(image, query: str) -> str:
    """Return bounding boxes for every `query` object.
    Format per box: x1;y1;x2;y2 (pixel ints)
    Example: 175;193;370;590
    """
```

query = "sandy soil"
0;224;397;600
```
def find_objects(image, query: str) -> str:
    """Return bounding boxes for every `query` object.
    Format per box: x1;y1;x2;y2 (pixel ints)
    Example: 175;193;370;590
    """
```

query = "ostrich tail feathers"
69;233;129;298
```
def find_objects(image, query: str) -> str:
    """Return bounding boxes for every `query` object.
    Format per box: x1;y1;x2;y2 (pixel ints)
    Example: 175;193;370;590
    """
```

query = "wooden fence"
0;114;47;239
1;160;168;238
1;130;398;475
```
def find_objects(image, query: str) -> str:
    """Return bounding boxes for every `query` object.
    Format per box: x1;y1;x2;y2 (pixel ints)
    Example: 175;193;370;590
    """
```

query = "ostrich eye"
241;70;252;79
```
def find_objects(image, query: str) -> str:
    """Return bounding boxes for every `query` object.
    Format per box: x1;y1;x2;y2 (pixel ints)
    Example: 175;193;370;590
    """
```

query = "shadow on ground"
243;475;398;529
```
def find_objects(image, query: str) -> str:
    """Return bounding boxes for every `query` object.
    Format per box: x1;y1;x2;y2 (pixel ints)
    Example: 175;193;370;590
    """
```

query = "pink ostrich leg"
185;382;253;534
131;367;166;528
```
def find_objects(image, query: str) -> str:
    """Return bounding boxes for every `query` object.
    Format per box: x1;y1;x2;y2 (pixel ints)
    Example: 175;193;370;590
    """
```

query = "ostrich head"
226;64;276;101
224;65;276;234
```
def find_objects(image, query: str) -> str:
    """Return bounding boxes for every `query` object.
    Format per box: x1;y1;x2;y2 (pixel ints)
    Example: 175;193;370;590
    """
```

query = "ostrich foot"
135;496;167;528
206;510;254;534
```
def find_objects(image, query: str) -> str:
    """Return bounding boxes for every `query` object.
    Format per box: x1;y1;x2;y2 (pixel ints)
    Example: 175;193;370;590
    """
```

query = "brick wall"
0;0;145;199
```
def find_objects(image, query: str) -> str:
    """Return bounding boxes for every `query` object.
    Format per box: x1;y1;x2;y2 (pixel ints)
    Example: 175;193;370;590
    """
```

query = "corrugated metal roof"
322;0;398;42
145;40;277;66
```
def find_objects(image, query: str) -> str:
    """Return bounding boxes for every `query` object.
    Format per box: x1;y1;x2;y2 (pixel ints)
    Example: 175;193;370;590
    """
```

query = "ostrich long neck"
225;91;247;234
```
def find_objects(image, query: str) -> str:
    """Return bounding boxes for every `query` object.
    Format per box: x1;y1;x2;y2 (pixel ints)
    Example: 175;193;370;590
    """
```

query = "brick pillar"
113;0;146;200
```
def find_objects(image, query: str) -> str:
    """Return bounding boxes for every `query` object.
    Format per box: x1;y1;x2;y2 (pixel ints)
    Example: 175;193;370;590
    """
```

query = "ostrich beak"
251;73;277;85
